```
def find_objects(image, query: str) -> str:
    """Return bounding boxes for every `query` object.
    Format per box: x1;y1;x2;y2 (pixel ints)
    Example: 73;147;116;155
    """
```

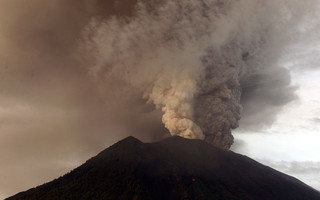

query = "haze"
1;0;320;198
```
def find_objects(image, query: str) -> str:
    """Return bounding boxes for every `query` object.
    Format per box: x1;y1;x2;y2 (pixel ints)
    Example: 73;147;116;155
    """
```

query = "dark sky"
1;0;320;198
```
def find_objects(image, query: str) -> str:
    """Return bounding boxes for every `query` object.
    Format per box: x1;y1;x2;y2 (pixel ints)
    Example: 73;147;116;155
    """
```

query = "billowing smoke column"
83;0;314;149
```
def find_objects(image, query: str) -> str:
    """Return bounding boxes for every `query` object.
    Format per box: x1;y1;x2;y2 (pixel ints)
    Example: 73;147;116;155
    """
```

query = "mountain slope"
6;136;320;200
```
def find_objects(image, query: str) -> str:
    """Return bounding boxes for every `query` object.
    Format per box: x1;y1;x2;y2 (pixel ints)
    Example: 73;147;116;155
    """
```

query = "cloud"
311;118;320;124
259;160;320;191
238;66;298;131
0;0;166;197
230;138;248;153
1;0;320;198
83;0;320;148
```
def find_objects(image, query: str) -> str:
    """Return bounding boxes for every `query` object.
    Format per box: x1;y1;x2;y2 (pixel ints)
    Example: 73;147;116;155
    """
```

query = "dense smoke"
1;0;320;197
83;0;316;149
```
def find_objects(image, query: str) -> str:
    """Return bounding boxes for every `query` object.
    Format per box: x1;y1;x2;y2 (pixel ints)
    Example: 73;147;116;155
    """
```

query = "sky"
232;69;320;190
1;0;320;199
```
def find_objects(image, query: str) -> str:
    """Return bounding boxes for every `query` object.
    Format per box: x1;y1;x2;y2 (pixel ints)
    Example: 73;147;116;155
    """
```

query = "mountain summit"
7;136;320;200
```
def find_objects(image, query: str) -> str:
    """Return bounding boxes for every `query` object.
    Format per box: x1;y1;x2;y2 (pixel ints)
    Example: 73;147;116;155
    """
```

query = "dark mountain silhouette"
6;136;320;200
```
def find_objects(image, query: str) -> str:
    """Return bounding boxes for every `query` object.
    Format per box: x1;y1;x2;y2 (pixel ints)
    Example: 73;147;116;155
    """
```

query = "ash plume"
83;0;318;149
1;0;320;196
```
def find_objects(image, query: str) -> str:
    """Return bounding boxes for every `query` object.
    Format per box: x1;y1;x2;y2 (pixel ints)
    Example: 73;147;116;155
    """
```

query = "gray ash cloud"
1;0;320;197
83;0;318;149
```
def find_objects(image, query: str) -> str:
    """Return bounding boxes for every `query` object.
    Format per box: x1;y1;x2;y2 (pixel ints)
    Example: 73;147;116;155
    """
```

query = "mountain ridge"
6;136;320;200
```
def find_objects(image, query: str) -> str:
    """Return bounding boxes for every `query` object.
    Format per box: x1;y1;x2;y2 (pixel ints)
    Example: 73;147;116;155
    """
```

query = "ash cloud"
0;0;320;197
84;0;319;149
0;0;162;197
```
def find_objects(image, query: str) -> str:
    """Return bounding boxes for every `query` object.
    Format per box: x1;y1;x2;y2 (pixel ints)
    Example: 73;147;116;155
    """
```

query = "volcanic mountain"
6;136;320;200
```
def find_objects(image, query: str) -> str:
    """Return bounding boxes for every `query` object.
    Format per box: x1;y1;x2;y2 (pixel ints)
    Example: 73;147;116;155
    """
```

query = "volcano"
6;136;320;200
